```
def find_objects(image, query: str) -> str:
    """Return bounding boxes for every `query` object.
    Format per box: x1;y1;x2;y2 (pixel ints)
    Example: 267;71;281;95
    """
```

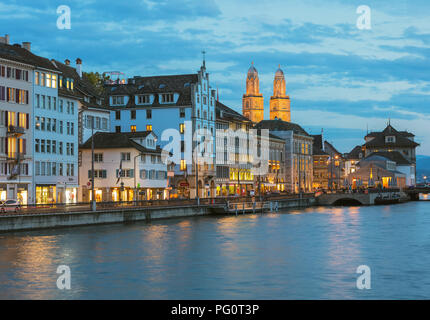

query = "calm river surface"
1;200;430;299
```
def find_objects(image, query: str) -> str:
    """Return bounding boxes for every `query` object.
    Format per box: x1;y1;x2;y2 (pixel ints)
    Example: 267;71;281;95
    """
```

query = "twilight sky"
2;0;430;155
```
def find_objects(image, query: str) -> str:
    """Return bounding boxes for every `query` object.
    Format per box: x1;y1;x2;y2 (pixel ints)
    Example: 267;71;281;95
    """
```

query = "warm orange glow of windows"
146;125;152;131
130;125;136;132
180;159;187;171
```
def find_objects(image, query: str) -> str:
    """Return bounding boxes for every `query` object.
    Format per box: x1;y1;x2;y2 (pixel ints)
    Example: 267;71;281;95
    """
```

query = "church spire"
270;65;291;122
242;62;264;123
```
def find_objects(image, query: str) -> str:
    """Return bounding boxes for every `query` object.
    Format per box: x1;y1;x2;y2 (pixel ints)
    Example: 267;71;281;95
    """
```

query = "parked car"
0;199;21;213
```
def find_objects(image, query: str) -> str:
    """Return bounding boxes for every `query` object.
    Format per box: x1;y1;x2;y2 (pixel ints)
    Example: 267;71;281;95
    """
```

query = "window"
115;111;121;120
112;96;125;105
179;123;185;134
52;74;57;88
180;108;185;118
115;126;121;133
46;73;51;88
131;125;136;132
385;136;396;143
180;159;187;171
146;125;152;131
138;95;150;104
94;153;103;162
131;110;136;119
161;93;174;103
146;109;152;119
121;152;131;161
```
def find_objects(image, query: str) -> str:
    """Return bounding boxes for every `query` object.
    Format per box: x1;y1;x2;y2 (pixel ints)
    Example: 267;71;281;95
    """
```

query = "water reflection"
1;202;430;299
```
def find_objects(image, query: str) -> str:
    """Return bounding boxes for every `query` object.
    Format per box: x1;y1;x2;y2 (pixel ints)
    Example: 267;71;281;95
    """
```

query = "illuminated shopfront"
17;185;28;205
65;188;77;204
35;185;56;204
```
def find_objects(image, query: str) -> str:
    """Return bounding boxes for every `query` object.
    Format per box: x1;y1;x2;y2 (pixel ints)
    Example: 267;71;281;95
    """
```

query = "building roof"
216;100;251;123
365;151;411;165
254;119;311;137
0;42;58;72
80;131;162;154
311;134;328;156
345;145;364;160
52;59;104;102
365;124;419;148
104;73;199;109
324;141;344;158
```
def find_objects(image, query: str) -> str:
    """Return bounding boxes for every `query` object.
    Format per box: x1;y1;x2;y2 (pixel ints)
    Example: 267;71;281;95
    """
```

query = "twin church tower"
242;62;291;123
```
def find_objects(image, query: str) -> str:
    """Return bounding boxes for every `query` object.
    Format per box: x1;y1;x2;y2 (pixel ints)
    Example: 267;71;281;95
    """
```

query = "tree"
83;71;110;95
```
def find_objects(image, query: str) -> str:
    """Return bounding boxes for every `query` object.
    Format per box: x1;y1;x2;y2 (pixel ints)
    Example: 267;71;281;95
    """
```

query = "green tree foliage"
83;71;110;95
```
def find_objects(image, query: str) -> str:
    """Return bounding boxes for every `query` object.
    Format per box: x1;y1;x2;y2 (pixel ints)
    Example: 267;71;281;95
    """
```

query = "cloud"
1;0;430;155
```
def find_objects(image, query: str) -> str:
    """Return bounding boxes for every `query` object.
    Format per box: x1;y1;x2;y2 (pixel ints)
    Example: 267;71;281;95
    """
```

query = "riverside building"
79;131;168;202
105;60;216;199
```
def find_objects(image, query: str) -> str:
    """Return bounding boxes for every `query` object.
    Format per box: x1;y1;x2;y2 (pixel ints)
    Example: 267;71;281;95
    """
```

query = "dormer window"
58;76;62;88
70;80;74;90
161;93;174;103
112;96;125;105
66;79;70;89
385;136;396;143
138;94;150;104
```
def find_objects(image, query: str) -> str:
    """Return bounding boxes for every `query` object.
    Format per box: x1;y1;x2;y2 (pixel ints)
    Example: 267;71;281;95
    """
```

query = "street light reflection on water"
1;201;430;299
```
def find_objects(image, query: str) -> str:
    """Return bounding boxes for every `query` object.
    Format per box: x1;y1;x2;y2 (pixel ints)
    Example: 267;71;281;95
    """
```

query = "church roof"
254;119;311;137
247;63;258;79
275;65;284;78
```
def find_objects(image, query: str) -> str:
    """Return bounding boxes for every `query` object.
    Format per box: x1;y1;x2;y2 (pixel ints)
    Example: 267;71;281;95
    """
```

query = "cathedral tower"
242;62;264;123
270;65;291;122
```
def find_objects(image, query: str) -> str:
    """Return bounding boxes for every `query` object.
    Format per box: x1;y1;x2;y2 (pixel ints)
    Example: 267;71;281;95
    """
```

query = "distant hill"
417;155;430;182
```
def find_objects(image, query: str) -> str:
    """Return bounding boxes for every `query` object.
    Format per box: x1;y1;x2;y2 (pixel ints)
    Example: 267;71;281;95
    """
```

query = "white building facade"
79;131;168;202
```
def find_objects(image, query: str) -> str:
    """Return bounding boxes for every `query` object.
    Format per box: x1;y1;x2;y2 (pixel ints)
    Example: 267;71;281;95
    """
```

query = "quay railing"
0;193;316;216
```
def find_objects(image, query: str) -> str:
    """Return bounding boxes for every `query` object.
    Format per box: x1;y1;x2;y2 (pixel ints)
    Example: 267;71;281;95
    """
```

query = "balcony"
7;125;25;137
6;152;25;161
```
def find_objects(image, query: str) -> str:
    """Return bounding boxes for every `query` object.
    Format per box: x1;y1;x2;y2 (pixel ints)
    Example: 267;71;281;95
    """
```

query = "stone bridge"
317;191;402;206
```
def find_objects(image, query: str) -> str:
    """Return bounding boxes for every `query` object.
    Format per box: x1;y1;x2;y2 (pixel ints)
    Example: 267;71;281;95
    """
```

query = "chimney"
65;59;70;66
76;58;82;77
22;42;31;51
5;34;9;44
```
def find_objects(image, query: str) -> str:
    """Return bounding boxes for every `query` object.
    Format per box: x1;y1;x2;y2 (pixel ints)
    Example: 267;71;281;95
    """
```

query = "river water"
1;200;430;299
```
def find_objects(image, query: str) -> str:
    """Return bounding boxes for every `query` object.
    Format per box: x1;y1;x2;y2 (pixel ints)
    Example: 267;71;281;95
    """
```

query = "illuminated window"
8;111;16;126
146;125;152;131
46;73;51;88
52;74;57;88
180;159;187;171
130;125;136;132
19;113;26;128
179;123;185;134
8;137;16;158
41;73;45;86
71;80;74;90
35;72;40;85
66;79;70;89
